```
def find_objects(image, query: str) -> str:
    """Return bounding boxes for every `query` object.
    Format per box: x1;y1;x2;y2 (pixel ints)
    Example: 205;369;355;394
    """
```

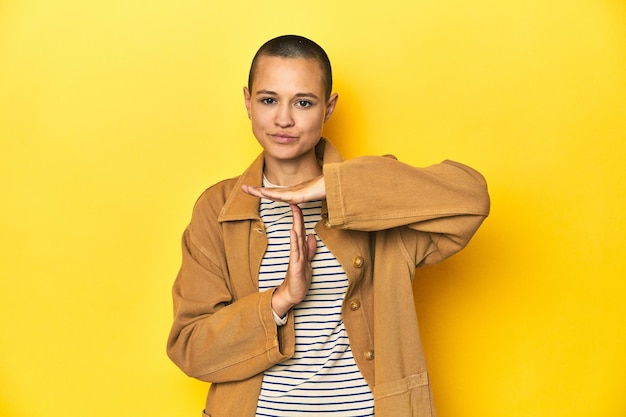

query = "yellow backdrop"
1;0;625;416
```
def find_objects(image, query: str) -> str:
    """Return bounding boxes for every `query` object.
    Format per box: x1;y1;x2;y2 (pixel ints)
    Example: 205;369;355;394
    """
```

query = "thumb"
306;234;317;262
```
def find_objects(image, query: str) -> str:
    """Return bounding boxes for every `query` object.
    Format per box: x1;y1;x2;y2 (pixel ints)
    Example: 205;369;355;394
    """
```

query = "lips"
269;133;298;144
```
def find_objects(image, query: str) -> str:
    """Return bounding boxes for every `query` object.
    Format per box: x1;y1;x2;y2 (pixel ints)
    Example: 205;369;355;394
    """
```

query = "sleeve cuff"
272;308;288;326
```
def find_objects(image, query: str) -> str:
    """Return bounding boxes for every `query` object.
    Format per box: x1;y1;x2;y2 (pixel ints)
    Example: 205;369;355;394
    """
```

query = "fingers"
241;175;325;203
290;204;306;254
266;188;299;204
241;184;292;202
241;184;265;199
274;204;317;313
290;204;316;263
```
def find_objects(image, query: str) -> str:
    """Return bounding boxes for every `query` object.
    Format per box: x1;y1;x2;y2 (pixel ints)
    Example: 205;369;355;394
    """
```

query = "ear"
243;86;252;119
324;93;339;122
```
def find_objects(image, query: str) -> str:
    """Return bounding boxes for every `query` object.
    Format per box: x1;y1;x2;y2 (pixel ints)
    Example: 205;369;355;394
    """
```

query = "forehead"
251;56;325;94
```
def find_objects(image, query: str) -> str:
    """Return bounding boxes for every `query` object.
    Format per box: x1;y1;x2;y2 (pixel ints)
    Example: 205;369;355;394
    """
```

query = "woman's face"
244;56;337;170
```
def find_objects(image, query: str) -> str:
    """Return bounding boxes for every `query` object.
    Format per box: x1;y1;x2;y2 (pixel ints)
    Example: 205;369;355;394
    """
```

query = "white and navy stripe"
255;188;374;416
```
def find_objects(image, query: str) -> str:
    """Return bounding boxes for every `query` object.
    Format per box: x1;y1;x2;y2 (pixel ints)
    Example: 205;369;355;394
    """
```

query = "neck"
263;152;322;186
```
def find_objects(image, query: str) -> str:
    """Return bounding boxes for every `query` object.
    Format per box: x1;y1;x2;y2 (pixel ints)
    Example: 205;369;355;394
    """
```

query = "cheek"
250;110;269;128
300;113;325;131
251;119;265;136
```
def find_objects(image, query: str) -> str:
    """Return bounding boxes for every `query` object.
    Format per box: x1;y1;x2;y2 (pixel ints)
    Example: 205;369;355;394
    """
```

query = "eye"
296;100;313;108
260;97;276;105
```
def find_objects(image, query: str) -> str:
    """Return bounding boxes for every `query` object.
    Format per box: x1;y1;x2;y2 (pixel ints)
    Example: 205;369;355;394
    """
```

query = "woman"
167;34;490;417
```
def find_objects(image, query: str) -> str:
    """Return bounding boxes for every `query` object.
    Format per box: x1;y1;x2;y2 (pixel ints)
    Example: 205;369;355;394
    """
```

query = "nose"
274;103;294;128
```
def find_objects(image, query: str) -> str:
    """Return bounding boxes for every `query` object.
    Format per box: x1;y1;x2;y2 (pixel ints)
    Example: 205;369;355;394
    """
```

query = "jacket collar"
218;138;343;222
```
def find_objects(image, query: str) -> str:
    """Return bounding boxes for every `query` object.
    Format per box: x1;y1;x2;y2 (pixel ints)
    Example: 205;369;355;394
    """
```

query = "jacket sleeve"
166;191;295;383
323;156;490;266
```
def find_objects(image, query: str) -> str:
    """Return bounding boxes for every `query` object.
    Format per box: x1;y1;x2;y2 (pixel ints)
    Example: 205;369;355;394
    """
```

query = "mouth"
269;133;298;144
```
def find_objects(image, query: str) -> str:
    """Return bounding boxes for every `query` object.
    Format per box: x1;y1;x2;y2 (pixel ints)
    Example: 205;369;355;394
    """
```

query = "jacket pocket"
373;372;436;417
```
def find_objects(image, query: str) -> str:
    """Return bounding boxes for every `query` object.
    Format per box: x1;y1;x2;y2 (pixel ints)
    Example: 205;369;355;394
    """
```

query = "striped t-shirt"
255;191;374;416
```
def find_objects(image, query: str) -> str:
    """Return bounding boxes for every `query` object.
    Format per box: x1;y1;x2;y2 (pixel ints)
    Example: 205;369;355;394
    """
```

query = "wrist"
271;286;295;318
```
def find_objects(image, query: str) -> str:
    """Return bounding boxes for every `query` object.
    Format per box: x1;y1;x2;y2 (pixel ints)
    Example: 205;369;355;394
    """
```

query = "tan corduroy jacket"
167;139;490;416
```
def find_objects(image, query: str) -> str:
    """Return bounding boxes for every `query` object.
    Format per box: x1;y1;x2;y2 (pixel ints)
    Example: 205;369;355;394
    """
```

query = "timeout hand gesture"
242;176;324;317
271;203;318;317
241;175;326;204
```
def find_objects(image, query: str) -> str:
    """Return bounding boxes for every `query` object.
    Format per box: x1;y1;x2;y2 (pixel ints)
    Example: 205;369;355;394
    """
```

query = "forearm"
324;157;490;231
167;230;295;383
167;287;295;382
323;156;490;265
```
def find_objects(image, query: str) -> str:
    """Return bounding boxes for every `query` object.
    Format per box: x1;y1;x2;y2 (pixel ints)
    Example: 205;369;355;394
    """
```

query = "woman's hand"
242;175;326;204
270;204;317;318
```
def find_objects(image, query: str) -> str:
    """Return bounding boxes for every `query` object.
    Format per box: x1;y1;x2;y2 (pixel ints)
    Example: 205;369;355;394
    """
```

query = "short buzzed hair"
248;35;333;99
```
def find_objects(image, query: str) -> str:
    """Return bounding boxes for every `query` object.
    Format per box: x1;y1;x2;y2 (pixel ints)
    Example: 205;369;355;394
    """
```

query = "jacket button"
364;349;375;361
324;220;331;228
349;299;361;311
353;256;364;268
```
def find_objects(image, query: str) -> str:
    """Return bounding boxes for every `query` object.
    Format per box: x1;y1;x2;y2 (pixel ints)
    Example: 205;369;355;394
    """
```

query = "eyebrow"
255;89;320;100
